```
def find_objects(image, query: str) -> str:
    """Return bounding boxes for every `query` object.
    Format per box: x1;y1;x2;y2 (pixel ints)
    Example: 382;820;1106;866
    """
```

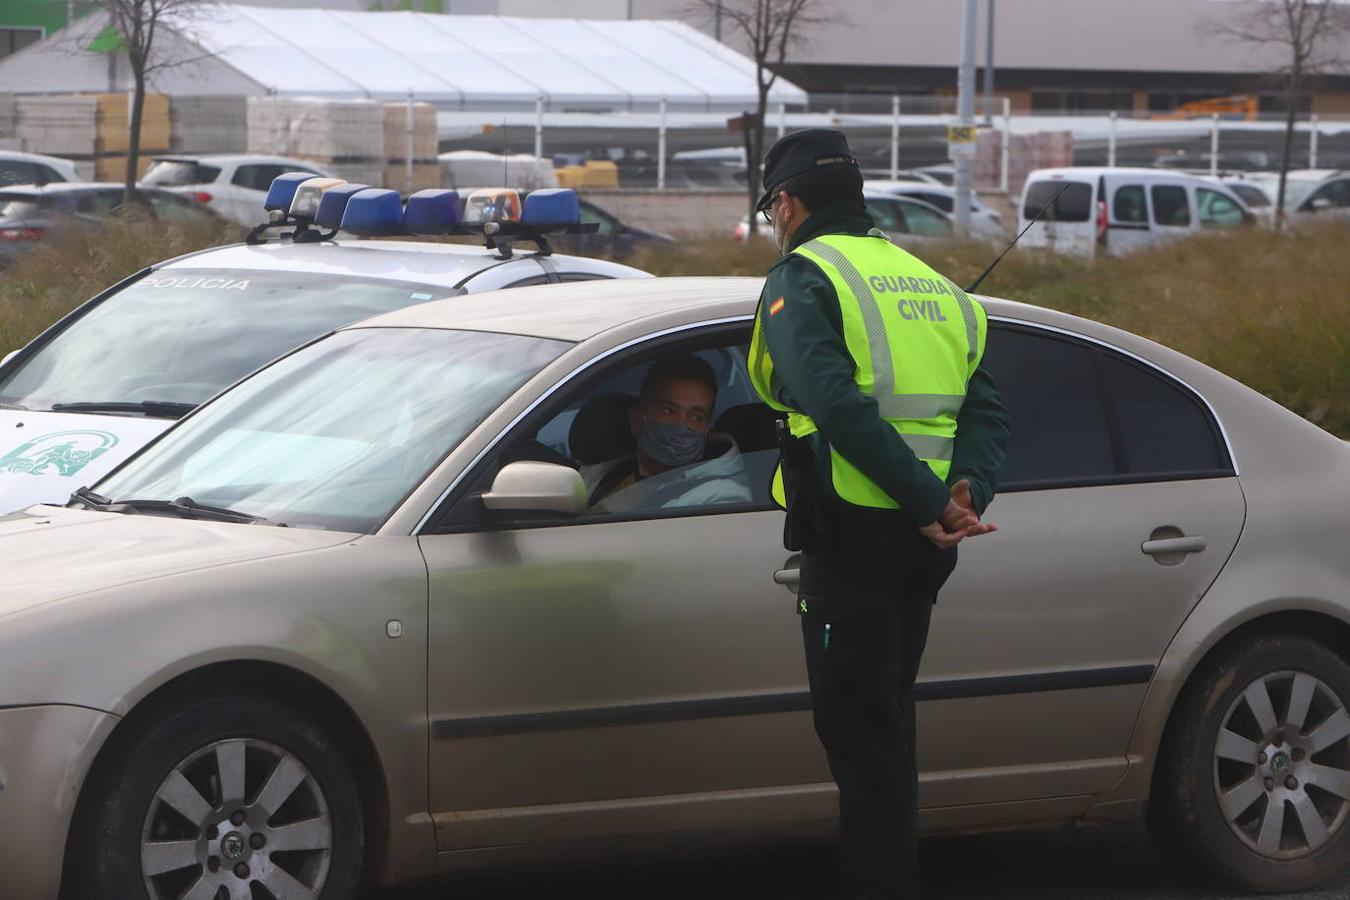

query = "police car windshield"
95;327;569;533
0;270;458;415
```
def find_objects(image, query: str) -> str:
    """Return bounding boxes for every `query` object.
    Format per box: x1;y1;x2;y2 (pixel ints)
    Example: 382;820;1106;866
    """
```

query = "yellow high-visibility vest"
749;229;988;510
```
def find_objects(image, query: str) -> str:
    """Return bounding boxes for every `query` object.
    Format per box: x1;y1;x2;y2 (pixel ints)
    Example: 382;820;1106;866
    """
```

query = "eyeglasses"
757;192;782;225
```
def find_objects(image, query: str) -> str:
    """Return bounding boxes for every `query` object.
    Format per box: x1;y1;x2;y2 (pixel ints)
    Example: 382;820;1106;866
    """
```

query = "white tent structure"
0;4;807;113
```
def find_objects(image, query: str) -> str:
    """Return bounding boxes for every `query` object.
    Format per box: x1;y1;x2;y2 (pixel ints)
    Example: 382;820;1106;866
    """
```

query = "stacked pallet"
383;100;439;193
556;160;619;190
171;95;248;154
246;96;384;184
17;93;170;182
93;93;170;181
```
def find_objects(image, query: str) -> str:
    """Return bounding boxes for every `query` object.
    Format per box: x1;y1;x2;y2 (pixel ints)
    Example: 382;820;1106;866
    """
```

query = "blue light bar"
522;189;581;227
315;183;369;230
340;189;403;237
264;173;321;213
403;189;463;234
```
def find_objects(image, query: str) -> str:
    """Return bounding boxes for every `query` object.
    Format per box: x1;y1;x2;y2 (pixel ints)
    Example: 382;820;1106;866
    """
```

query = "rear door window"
232;164;295;191
981;324;1231;488
1112;185;1147;224
1023;180;1092;222
1151;185;1191;227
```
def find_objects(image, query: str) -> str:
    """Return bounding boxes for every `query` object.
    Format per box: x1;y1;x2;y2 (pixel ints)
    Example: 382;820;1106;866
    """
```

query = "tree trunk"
125;72;146;205
1275;68;1299;233
746;82;770;236
742;119;757;235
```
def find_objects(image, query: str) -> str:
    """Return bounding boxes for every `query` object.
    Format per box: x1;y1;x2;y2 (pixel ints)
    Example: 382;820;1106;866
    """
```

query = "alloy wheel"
139;737;333;900
1213;669;1350;859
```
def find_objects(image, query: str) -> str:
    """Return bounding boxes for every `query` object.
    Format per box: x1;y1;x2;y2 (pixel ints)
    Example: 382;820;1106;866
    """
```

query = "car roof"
0;150;77;168
158;239;650;289
152;154;323;167
348;276;1051;343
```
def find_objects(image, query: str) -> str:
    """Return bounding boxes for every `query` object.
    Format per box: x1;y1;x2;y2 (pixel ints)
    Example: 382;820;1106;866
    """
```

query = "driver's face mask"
637;417;707;468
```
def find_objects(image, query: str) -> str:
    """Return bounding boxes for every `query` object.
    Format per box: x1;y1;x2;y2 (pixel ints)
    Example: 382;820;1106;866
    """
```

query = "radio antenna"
965;182;1071;294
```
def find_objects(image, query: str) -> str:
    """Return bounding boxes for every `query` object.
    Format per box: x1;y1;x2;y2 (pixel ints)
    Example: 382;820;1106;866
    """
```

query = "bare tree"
685;0;834;235
97;0;213;203
1205;0;1350;229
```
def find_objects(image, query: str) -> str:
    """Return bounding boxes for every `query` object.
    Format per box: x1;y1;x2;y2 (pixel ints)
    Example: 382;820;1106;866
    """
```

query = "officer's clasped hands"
920;479;997;550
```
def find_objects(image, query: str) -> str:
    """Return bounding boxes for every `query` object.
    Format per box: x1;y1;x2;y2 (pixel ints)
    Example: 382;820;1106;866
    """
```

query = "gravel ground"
371;824;1350;900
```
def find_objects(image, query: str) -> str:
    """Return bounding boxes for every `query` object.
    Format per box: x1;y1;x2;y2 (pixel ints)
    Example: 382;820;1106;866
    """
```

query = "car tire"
74;693;364;900
1156;631;1350;893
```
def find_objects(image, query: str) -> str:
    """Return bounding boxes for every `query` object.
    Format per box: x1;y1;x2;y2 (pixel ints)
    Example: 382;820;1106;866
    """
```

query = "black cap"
757;128;860;212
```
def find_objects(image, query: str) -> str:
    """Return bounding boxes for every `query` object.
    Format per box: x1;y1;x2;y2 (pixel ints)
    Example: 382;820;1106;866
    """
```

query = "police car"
0;175;648;514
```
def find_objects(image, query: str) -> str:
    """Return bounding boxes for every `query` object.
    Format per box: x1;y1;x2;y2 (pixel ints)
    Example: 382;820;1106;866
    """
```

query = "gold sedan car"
2;278;1348;900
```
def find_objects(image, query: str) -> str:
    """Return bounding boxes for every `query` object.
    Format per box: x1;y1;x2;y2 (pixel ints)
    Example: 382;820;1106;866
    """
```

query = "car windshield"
141;160;222;186
1247;175;1317;210
95;327;568;533
0;270;460;413
1227;183;1270;208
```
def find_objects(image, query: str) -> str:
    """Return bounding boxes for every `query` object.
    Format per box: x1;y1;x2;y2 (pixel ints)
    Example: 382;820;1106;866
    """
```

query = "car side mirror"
481;461;586;516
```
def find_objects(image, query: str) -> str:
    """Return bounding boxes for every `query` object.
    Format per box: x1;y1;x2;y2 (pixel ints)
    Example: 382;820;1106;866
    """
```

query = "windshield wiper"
50;400;196;419
105;495;271;525
69;486;112;510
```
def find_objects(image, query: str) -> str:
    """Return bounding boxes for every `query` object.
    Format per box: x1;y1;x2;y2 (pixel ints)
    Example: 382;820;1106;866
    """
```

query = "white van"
1018;167;1254;257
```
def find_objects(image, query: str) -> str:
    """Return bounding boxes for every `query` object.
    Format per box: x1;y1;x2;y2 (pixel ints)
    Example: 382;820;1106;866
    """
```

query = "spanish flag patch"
769;296;786;316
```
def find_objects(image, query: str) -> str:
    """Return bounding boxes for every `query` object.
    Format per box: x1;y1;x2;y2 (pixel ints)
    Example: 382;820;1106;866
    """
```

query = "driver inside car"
582;353;752;513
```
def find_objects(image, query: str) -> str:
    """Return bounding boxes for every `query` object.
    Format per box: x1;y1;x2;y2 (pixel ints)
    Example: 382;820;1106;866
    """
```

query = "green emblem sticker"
0;430;119;478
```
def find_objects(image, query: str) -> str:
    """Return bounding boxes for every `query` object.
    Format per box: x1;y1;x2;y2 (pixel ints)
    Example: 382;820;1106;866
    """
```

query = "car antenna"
965;182;1071;294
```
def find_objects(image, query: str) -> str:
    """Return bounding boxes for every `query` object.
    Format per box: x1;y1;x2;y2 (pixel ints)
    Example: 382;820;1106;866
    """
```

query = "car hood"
0;409;172;515
0;504;354;618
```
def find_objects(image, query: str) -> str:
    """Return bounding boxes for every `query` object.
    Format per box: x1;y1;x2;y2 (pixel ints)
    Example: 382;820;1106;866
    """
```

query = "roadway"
371;824;1350;899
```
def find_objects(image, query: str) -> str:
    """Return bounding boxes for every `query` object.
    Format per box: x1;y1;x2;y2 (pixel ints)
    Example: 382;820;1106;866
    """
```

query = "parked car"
1018;167;1254;256
1244;169;1350;221
0;182;220;266
141;155;331;226
2;276;1347;899
735;190;953;244
0;150;80;187
1211;175;1277;226
865;179;1006;238
0;182;649;513
550;197;675;257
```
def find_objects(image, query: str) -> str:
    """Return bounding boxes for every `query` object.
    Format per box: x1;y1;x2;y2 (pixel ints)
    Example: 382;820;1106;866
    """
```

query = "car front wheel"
1157;632;1350;892
75;694;364;900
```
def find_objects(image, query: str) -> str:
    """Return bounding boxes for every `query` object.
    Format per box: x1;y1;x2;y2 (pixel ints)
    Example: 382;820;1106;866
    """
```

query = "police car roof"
157;240;648;290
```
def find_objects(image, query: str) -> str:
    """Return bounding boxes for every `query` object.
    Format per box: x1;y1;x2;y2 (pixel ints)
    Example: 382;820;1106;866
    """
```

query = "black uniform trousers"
797;503;958;900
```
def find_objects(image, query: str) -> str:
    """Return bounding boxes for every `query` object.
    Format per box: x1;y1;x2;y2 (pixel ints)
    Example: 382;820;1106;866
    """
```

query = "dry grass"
627;228;1350;438
2;219;1345;437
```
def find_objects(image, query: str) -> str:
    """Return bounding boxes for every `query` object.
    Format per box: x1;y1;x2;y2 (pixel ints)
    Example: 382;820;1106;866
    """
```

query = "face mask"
638;418;707;468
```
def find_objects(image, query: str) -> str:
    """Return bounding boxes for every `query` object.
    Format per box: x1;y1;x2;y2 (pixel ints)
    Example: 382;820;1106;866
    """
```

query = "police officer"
748;129;1010;899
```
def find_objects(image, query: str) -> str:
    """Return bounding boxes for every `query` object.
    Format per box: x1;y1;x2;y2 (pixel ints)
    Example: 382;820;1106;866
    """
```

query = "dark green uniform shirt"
757;204;1011;527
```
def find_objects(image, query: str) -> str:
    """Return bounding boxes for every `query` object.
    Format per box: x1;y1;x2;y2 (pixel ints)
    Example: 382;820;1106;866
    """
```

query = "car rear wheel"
1157;632;1350;892
76;694;364;900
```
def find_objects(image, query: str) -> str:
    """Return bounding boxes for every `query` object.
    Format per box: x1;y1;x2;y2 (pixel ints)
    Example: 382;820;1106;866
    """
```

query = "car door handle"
1141;536;1207;556
773;568;801;587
